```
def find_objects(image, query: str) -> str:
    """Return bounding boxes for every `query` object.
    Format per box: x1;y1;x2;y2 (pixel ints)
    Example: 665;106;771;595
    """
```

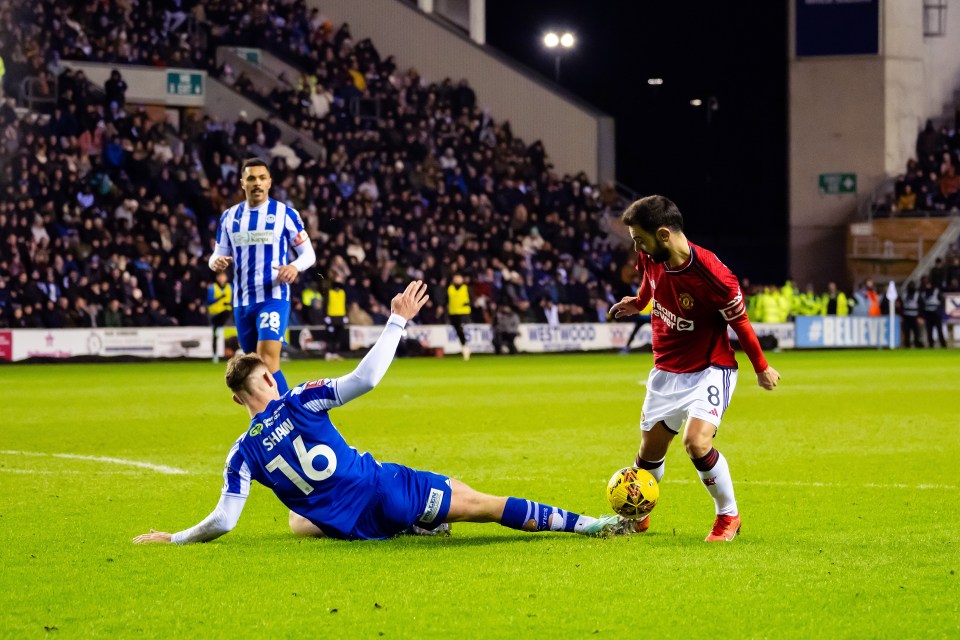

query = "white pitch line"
0;468;144;475
0;450;190;475
666;478;959;490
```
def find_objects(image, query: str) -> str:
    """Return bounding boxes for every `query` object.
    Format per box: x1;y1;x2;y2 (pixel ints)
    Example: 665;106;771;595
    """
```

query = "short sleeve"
289;379;343;413
222;440;252;497
695;250;745;322
285;206;309;247
215;209;233;253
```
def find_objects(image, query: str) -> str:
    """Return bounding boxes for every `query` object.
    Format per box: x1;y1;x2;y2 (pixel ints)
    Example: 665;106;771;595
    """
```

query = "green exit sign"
819;173;857;194
166;72;204;96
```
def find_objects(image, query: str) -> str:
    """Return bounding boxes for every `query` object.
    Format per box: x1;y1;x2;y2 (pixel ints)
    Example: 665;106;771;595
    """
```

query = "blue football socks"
501;497;582;532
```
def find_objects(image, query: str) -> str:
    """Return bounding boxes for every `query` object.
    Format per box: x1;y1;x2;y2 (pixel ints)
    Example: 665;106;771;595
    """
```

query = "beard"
648;242;671;264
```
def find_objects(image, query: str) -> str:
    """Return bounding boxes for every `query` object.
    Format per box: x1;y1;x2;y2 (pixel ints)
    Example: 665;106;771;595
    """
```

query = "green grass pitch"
1;349;958;638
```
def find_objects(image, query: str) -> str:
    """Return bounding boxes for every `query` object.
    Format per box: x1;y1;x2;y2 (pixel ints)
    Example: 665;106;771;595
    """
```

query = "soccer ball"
606;466;659;519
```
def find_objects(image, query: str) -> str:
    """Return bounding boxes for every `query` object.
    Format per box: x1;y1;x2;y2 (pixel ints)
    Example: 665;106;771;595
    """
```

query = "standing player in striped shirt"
610;196;780;542
208;158;316;394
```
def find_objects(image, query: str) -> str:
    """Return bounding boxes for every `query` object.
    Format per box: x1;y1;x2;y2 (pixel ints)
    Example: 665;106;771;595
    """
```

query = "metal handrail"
20;75;57;112
859;175;896;221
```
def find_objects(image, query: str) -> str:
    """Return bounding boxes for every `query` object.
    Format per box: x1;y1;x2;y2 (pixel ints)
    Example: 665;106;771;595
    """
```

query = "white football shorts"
639;366;738;432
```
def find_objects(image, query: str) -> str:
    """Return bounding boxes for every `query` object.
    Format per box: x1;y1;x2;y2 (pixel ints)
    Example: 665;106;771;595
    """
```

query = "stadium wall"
789;55;885;289
920;0;960;125
10;316;960;362
62;62;207;108
15;317;960;363
788;0;958;289
310;0;615;183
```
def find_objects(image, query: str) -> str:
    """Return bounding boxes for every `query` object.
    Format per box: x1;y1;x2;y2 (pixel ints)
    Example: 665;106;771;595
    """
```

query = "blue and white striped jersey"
213;198;310;307
220;379;381;538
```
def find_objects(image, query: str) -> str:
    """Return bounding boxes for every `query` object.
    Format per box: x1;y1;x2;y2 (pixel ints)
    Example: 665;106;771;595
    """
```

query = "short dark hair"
241;157;269;174
621;195;684;234
225;352;266;393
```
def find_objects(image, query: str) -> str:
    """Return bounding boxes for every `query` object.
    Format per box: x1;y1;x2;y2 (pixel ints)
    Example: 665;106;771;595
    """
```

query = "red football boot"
705;514;741;542
634;514;650;533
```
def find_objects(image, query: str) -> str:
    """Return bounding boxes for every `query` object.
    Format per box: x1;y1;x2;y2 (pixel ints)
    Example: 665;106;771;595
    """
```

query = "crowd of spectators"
882;118;960;216
0;0;637;332
2;0;958;350
742;267;954;322
740;252;959;349
0;79;216;329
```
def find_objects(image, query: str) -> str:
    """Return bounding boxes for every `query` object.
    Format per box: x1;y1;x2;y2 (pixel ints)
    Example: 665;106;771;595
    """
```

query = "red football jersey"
634;242;758;374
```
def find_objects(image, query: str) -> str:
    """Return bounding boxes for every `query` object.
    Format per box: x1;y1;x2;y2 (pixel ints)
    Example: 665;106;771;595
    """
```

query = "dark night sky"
485;1;789;282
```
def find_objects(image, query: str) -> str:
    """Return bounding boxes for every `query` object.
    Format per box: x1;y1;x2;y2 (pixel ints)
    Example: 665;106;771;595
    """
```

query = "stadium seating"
0;2;635;331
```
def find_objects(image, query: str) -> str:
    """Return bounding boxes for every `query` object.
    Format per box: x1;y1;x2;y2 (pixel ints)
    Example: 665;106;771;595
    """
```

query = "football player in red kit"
609;195;780;542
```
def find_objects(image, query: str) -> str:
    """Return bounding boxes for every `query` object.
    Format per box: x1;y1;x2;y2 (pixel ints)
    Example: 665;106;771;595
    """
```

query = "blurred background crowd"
0;0;956;348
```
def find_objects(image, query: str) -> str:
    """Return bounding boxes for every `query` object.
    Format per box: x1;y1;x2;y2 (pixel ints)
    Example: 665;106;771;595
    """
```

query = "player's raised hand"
273;264;299;284
758;365;780;390
610;296;641;319
132;529;173;544
211;255;233;272
391;280;429;320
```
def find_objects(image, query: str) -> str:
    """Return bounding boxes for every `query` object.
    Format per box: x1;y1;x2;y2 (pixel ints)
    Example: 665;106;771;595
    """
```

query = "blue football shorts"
345;463;453;541
234;300;290;353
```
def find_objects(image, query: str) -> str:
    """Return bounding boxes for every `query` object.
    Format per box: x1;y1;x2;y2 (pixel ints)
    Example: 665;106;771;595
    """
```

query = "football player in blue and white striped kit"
208;158;316;394
133;281;643;544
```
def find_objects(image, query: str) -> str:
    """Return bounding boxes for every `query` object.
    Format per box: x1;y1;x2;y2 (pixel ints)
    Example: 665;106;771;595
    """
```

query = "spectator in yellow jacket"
820;282;849;316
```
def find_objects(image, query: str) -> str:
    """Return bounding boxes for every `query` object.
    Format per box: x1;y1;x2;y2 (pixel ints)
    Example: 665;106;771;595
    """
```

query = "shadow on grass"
245;531;677;549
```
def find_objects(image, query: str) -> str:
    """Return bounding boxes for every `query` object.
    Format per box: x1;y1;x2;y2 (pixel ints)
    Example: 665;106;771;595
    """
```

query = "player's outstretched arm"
132;494;247;545
332;281;429;405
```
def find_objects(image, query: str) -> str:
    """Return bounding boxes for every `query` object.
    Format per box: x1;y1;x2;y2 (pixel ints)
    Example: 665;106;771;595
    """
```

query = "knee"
683;432;713;459
288;511;323;537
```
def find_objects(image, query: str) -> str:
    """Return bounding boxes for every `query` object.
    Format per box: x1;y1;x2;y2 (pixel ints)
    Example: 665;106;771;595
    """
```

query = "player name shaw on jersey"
260;417;295;451
221;378;383;538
